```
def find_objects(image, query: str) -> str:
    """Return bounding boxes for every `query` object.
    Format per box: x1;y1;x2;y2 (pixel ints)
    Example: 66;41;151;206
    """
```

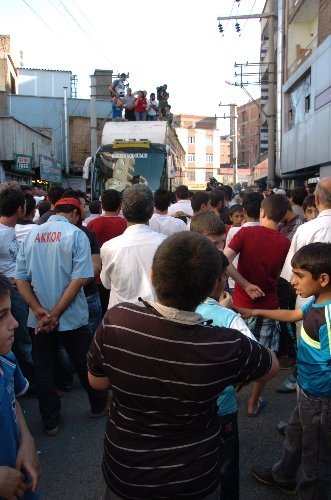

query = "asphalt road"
20;370;297;500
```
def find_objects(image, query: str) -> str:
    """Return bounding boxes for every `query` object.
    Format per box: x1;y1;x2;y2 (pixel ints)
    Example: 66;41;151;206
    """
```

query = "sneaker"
91;395;112;418
276;374;297;393
46;425;60;437
252;467;297;495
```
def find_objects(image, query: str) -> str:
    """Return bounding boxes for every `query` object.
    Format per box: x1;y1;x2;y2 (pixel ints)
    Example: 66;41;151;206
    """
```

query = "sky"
1;0;266;121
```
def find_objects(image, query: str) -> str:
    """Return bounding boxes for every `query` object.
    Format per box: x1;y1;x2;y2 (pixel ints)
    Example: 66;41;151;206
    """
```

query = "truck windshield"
96;145;167;192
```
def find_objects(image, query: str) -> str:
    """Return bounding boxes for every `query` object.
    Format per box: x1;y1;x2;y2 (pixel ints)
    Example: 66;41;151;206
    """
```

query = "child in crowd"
302;194;318;222
238;242;331;499
228;204;244;228
196;251;263;500
87;232;278;499
190;211;227;250
0;274;40;499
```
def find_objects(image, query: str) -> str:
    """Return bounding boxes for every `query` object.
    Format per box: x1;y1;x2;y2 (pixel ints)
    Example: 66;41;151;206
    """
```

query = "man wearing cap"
15;197;109;436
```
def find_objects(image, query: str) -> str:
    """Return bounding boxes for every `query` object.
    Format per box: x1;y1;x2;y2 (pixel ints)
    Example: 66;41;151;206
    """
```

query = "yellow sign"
188;184;206;190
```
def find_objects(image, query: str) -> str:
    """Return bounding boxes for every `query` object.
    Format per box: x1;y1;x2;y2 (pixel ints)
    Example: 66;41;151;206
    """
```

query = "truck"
90;121;186;196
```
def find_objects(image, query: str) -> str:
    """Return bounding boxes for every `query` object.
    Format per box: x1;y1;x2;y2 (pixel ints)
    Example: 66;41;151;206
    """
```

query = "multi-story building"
281;0;331;183
237;100;261;175
175;114;251;189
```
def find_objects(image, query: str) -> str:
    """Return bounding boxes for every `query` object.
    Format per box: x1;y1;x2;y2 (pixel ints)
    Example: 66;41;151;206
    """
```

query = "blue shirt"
0;352;28;468
298;298;331;397
15;215;94;331
196;298;255;416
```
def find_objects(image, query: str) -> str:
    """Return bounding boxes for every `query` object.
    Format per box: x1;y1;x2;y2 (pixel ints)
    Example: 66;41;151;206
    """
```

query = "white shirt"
15;223;35;245
149;213;187;236
226;221;260;289
281;209;331;282
100;224;166;308
168;199;193;217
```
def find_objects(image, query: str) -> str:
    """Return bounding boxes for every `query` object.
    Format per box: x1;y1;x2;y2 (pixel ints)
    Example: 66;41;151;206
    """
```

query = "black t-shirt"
80;226;99;297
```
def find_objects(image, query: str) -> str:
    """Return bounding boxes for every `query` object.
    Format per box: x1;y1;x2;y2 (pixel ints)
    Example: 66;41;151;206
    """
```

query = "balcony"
288;0;318;24
288;37;317;77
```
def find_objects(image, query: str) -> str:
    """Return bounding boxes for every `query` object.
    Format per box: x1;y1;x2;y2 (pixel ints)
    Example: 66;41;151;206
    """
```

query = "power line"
21;0;59;36
240;0;257;36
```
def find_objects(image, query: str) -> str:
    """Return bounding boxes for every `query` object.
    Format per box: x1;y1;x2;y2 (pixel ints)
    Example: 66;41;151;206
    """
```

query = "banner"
39;155;62;183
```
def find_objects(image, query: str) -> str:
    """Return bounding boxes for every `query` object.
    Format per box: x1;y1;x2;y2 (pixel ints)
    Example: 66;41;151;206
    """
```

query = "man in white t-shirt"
146;93;159;121
149;189;187;236
167;185;193;218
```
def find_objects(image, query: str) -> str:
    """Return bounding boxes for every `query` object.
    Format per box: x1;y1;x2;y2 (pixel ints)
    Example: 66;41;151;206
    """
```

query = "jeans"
134;111;147;121
10;288;35;385
86;291;102;334
219;412;239;500
147;114;157;121
32;324;108;430
272;389;331;499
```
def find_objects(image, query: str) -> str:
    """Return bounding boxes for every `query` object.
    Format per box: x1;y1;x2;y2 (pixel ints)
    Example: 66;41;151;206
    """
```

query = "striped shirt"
88;302;272;499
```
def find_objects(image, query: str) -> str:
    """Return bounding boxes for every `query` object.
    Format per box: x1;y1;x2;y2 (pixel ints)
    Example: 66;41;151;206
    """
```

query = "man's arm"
88;372;111;391
15;401;41;492
224;247;264;299
15;280;49;322
254;350;279;384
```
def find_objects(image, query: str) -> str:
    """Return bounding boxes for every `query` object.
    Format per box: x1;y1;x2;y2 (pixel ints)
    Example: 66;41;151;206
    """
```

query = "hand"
35;314;59;334
234;307;253;320
16;435;41;492
219;291;233;309
0;466;26;499
244;283;265;300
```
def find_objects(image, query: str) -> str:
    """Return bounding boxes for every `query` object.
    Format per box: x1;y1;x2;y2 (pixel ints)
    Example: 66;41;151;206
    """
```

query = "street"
20;370;297;500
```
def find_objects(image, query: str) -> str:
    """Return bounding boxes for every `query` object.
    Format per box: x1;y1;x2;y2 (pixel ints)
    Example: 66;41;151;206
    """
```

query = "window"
188;153;195;162
187;171;195;181
206;136;213;145
206;154;213;163
305;94;311;113
205;170;213;181
188;136;195;144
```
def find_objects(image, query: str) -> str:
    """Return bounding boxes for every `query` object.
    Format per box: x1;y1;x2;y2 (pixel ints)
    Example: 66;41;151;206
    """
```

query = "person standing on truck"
123;88;136;121
109;73;127;101
134;91;148;121
146;93;159;121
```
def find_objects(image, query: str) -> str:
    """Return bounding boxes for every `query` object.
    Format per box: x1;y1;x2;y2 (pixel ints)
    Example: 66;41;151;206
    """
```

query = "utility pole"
217;104;238;185
217;6;277;186
63;87;69;176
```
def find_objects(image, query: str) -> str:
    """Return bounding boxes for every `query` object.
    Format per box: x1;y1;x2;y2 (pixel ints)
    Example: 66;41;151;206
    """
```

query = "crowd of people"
109;74;173;125
0;176;330;499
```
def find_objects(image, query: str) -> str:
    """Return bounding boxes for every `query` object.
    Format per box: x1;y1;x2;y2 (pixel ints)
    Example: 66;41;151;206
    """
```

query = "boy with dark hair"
37;185;65;225
224;194;290;359
0;274;40;499
83;200;101;227
209;188;231;224
228;204;244;228
190;211;226;249
167;185;193;217
88;232;278;500
149;189;187;235
302;194;318;221
190;191;210;215
238;242;331;499
15;194;37;245
289;186;307;221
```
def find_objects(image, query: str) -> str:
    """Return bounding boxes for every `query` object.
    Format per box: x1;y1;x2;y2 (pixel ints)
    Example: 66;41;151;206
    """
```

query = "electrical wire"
222;0;236;35
240;0;257;36
21;0;59;36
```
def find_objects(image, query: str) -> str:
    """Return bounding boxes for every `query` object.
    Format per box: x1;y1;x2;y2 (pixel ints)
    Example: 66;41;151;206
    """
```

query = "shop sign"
40;155;62;183
15;154;33;173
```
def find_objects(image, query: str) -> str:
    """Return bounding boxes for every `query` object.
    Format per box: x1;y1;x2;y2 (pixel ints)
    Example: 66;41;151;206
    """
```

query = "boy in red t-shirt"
224;194;291;352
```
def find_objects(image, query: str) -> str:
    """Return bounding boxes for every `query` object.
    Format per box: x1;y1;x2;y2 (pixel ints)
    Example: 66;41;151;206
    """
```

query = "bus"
91;121;186;196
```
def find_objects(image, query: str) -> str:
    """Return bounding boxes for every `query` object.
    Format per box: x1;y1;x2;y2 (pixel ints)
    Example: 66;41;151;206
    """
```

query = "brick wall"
318;0;331;46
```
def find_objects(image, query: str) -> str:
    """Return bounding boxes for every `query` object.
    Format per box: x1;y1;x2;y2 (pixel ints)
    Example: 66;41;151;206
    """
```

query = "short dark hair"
54;203;80;216
302;195;316;211
89;200;101;214
154;189;171;211
0;273;12;299
37;200;51;217
25;193;36;217
190;192;210;213
175;185;189;200
62;189;85;200
47;186;65;205
101;189;122;212
290;187;307;206
242;192;264;218
152;232;221;310
222;185;233;202
0;189;25;217
209;188;225;208
190;211;225;236
229;204;243;217
291;243;331;280
122;184;154;222
261;194;289;223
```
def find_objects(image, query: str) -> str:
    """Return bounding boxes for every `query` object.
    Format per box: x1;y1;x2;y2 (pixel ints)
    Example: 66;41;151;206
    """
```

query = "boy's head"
154;189;171;212
175;185;189;201
228;204;244;227
190;211;226;250
190;191;210;214
260;194;289;223
88;200;102;215
0;274;18;355
101;189;122;212
302;195;318;221
291;243;331;297
290;186;307;207
242;192;264;219
210;252;230;300
152;232;222;311
0;188;26;218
